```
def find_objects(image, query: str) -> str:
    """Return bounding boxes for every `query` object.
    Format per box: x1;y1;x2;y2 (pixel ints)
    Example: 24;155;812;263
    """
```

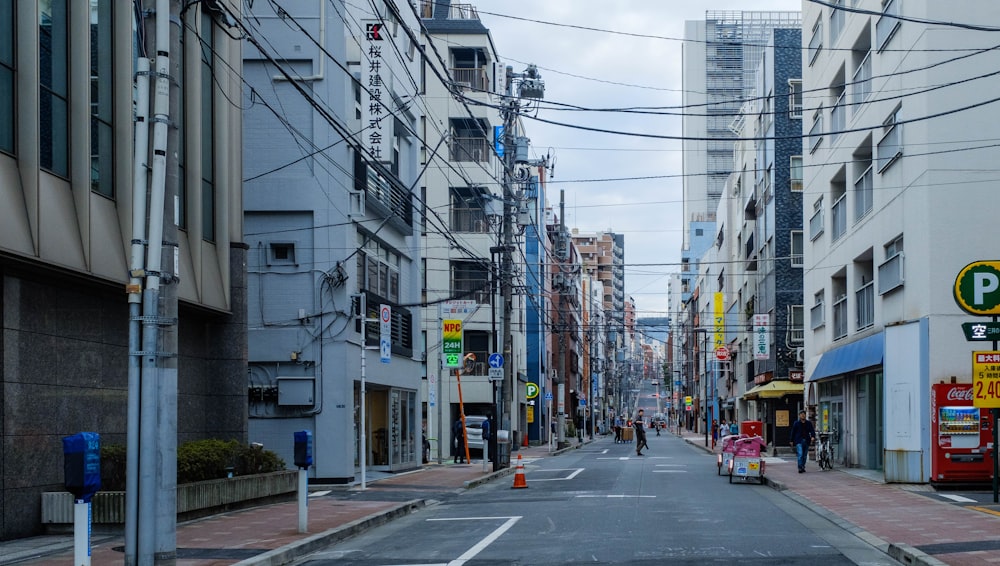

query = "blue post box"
62;432;101;502
294;430;313;469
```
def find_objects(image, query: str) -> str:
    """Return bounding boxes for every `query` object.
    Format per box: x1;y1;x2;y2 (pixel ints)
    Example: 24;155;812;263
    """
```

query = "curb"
234;499;426;566
887;543;950;566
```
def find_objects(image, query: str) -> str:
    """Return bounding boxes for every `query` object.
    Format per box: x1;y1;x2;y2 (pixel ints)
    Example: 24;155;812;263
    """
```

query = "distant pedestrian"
452;418;466;464
730;421;738;435
790;410;816;473
613;416;623;443
634;409;648;456
719;419;728;439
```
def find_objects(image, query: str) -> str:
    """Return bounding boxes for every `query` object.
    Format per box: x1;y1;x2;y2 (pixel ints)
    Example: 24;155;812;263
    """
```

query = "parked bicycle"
816;431;834;470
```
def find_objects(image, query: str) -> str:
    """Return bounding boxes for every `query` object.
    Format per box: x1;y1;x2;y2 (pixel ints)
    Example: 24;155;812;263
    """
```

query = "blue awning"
809;332;884;381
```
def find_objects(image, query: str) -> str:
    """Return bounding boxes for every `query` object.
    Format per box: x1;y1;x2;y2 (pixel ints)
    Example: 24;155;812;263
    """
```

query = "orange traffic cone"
522;432;529;447
511;454;528;489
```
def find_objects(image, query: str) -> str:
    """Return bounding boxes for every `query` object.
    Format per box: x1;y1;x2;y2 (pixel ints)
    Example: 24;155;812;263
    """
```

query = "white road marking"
527;468;584;481
309;490;331;497
653;470;687;473
654;464;685;467
426;516;522;566
939;494;977;503
576;494;656;498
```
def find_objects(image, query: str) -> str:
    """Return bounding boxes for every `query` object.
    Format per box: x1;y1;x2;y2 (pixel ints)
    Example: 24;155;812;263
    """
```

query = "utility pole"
499;64;545;460
556;190;567;448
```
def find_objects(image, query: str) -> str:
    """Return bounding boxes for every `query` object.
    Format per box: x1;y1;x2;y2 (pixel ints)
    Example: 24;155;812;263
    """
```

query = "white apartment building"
802;1;1000;481
419;3;528;461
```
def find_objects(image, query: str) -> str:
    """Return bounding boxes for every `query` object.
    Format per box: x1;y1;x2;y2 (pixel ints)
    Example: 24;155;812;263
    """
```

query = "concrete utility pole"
556;190;567;448
499;64;545;459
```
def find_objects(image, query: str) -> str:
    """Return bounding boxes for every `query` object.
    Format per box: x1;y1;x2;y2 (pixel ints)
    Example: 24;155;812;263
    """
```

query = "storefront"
808;332;884;471
742;380;804;449
355;385;420;473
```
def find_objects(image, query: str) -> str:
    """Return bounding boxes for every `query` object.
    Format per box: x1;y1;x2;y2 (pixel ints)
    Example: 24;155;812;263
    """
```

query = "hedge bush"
100;440;286;490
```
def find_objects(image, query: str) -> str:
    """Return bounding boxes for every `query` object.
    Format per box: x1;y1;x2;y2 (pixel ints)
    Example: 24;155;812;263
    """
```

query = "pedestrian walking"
790;410;816;473
481;415;491;462
613;416;622;443
634;409;648;456
452;417;466;464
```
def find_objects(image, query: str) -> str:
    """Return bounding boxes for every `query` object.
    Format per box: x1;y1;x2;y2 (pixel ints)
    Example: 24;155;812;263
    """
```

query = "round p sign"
526;383;539;399
955;261;1000;315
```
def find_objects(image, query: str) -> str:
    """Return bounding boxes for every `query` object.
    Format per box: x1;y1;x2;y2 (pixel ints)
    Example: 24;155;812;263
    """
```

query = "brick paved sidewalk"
678;430;1000;566
0;443;558;566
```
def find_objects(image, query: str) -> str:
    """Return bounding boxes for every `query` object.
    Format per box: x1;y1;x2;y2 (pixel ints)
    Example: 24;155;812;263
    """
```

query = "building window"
451;260;490;304
809;197;824;241
808;17;823;66
851;50;872;109
811;291;825;330
200;12;215;242
876;106;902;173
268;242;296;265
90;0;114;197
0;0;15;154
357;234;402;303
831;179;847;242
855;258;874;330
832;276;848;340
789;305;804;343
876;0;901;52
790;155;803;191
40;0;69;177
878;235;904;294
790;231;803;267
788;80;802;119
450;186;489;233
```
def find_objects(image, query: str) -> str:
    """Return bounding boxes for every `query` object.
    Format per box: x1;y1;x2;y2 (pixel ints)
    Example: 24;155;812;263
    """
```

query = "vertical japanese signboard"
362;21;392;163
442;319;463;369
753;313;770;360
973;351;1000;408
713;292;725;350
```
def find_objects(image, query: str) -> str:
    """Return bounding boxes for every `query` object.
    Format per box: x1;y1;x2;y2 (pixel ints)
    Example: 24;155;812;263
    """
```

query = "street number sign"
972;351;1000;408
442;319;463;368
955;261;1000;315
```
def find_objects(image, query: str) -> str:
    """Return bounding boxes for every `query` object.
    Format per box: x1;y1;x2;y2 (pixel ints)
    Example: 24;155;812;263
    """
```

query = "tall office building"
681;11;801;248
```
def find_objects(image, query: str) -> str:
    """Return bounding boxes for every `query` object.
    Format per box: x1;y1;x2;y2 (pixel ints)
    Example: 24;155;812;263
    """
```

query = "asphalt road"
293;433;899;565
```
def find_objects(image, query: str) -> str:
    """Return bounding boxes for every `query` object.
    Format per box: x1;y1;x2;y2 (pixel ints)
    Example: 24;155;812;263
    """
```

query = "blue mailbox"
293;430;313;469
62;432;101;502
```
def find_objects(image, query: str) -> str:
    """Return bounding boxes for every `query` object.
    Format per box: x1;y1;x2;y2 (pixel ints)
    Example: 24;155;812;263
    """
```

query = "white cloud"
469;0;802;318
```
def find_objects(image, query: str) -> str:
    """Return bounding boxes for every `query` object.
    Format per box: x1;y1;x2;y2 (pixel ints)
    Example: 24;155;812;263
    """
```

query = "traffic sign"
379;304;391;364
684;396;692;406
963;322;1000;341
488;353;505;368
442;319;463;369
488;367;503;380
544;392;553;401
579;398;586;406
715;346;730;361
972;351;1000;407
526;383;539;399
955;261;1000;315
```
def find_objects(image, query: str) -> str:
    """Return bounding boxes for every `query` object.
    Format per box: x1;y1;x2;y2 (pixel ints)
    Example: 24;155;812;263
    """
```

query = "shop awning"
810;332;883;382
743;380;804;400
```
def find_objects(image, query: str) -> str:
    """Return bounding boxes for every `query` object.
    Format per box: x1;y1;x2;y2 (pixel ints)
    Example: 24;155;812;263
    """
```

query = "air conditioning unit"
795;347;806;363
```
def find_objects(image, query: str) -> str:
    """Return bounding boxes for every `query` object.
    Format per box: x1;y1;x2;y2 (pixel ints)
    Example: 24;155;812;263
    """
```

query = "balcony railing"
876;0;901;52
854;164;873;221
856;282;875;330
811;302;825;330
876;122;901;172
450;67;489;92
809;206;824;241
830;1;845;45
450;137;490;163
878;252;905;294
830;91;846;145
851;51;872;110
832;295;848;340
452;278;492;305
808;20;824;65
809;110;823;153
831;193;847;241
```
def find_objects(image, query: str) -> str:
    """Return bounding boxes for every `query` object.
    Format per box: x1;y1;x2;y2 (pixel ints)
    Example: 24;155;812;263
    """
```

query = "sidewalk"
0;442;563;566
677;429;1000;566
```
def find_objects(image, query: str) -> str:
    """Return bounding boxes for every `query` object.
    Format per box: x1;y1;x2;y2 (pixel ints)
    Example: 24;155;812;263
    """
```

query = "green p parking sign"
955;261;1000;315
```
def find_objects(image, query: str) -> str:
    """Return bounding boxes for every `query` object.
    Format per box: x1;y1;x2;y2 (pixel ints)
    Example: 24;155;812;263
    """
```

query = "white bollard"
74;500;91;566
297;468;308;534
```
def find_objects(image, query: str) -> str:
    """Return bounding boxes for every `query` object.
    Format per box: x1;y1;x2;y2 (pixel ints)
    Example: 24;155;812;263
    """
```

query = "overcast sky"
466;1;802;320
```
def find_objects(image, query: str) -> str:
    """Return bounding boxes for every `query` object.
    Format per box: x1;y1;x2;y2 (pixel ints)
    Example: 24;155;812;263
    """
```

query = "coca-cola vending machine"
931;383;993;483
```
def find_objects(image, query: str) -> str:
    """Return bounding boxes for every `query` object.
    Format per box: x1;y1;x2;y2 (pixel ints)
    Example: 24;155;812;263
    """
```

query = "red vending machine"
931;383;993;483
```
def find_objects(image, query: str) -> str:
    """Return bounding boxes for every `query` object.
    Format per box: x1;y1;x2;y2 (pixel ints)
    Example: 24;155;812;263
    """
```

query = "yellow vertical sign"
714;292;725;350
442;319;463;368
